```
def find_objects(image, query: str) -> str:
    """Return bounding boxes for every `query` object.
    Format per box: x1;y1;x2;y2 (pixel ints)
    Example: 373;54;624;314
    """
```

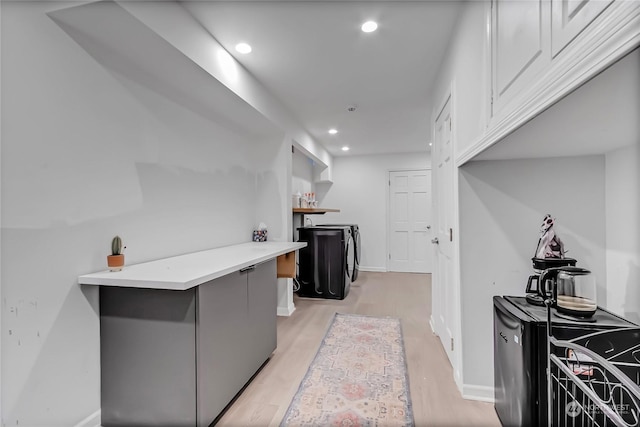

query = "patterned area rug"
281;313;414;426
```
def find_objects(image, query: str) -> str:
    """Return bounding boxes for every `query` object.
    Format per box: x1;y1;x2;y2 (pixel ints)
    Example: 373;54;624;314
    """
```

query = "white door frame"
386;168;433;273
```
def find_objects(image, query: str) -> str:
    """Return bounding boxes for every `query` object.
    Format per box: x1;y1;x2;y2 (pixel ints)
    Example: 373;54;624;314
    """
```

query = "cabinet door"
247;260;277;372
196;271;249;427
492;0;551;116
100;287;197;427
551;0;614;57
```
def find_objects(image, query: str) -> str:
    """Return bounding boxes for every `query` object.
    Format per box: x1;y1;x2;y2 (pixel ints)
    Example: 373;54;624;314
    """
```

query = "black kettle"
538;266;597;317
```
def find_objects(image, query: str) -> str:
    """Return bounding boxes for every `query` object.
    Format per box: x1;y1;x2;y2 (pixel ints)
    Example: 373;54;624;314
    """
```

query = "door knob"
431;238;439;244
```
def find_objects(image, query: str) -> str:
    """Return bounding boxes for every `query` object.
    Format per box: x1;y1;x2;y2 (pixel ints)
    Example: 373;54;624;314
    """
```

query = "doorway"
388;169;433;273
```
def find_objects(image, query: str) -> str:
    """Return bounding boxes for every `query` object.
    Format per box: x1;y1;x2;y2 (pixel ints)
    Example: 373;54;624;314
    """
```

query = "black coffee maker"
525;257;577;305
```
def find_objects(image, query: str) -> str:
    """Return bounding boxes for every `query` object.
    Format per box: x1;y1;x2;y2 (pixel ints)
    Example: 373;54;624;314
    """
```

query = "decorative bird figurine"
535;214;566;259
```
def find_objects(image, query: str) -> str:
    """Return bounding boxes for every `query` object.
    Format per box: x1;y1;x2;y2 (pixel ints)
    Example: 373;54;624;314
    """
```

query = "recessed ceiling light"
429;143;433;146
235;43;252;54
361;21;378;33
328;128;338;135
341;146;350;152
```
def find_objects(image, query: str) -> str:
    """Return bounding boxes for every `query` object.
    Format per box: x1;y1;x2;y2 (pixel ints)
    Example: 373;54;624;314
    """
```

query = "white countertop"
78;241;307;291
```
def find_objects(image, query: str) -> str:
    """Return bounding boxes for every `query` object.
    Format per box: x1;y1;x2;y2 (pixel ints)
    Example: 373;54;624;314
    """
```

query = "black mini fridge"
493;296;636;427
296;226;352;300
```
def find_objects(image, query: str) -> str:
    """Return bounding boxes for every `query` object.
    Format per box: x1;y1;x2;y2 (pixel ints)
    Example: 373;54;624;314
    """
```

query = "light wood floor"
216;272;501;426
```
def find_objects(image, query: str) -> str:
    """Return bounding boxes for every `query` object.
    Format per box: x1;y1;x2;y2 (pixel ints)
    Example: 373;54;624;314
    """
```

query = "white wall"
605;142;640;324
115;0;336;318
320;152;431;271
458;155;607;395
119;0;333;180
431;1;489;156
254;135;295;318
292;148;315;198
0;2;292;425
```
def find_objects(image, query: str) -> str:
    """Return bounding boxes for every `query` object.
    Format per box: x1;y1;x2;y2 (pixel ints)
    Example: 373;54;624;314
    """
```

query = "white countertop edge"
78;241;306;291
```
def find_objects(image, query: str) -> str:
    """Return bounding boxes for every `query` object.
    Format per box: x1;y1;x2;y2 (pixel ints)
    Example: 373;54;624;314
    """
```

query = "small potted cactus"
107;235;125;271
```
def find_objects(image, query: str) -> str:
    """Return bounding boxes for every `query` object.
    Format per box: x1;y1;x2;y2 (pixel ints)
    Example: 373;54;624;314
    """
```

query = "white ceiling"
181;1;464;157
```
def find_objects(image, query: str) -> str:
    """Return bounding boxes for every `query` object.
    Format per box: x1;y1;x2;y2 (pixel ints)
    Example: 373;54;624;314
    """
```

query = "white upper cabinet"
492;0;551;116
460;0;640;165
489;0;638;124
551;0;615;56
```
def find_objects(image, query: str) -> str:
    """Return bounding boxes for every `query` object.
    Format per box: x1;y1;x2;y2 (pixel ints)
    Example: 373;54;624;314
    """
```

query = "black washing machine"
297;226;352;300
316;224;360;282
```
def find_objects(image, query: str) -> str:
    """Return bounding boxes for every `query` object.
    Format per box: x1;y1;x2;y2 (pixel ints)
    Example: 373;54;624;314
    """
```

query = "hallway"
216;272;500;426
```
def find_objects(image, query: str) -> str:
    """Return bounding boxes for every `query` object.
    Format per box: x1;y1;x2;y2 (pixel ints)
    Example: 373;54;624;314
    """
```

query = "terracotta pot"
107;254;125;272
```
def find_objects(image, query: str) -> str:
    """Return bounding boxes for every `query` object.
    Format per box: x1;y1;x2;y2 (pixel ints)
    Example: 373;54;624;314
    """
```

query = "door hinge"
389;179;391;186
451;338;454;351
449;228;453;242
388;253;391;260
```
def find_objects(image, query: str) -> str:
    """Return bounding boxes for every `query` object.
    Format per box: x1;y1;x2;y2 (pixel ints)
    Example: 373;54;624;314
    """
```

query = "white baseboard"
277;304;296;317
455;369;464;394
428;315;437;334
461;384;495;403
74;410;101;427
358;266;387;272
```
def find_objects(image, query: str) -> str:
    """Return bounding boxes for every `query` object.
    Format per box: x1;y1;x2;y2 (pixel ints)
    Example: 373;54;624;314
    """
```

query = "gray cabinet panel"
247;260;277;372
196;271;250;426
100;287;197;427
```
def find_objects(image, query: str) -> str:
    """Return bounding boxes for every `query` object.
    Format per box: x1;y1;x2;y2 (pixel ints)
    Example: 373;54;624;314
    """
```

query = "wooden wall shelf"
292;208;340;215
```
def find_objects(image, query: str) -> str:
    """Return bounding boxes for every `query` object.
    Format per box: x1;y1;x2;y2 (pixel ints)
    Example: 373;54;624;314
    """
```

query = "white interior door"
433;96;455;363
388;170;433;273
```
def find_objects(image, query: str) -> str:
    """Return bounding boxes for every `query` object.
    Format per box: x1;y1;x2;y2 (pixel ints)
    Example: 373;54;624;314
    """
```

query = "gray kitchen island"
78;241;306;427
